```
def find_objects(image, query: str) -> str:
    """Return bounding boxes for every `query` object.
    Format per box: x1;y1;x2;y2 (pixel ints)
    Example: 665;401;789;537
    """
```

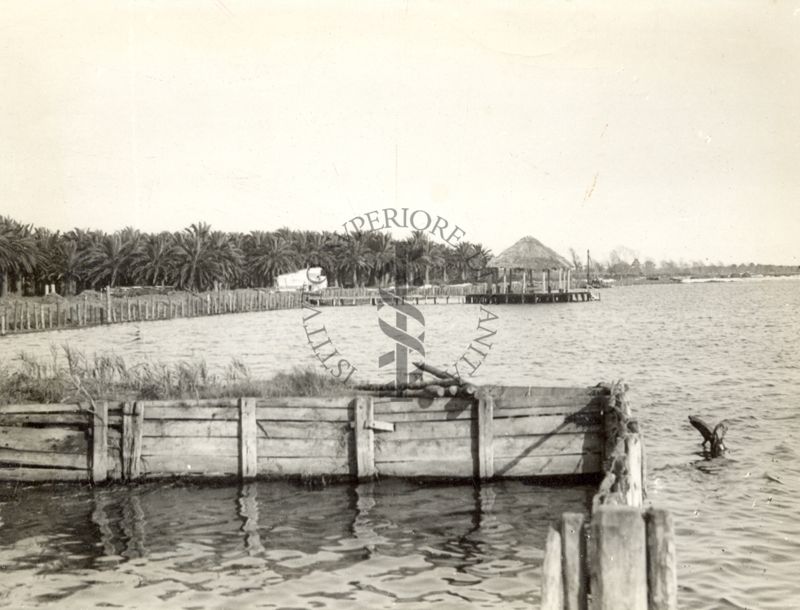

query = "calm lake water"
1;279;799;609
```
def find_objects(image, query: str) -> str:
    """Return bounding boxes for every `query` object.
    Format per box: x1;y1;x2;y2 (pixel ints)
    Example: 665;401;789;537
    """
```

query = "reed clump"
0;346;351;404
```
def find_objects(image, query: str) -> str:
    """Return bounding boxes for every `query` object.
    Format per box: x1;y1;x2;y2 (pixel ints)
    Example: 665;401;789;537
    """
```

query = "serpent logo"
377;288;425;387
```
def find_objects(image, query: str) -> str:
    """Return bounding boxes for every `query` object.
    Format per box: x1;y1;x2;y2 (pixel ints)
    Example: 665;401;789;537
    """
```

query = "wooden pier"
466;290;597;305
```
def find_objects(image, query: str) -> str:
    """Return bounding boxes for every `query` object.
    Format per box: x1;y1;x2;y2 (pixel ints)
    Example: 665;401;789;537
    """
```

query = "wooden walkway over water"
466;290;597;305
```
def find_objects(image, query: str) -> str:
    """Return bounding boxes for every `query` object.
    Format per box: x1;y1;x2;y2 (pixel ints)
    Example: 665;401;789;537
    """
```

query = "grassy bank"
0;347;351;405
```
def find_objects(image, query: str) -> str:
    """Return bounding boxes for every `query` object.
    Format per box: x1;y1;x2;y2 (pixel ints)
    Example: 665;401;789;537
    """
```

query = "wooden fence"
541;383;678;610
0;288;302;336
0;385;606;482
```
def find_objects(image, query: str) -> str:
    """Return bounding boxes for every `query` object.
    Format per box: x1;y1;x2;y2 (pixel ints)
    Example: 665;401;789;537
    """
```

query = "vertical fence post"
92;402;109;484
477;396;494;479
123;401;144;480
542;525;563;610
561;513;587;610
354;396;375;479
238;397;258;479
1;312;5;336
646;509;678;610
591;506;647;610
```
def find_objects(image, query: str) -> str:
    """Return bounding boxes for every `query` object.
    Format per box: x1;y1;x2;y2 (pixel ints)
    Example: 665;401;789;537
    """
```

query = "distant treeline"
568;248;799;279
0;216;493;297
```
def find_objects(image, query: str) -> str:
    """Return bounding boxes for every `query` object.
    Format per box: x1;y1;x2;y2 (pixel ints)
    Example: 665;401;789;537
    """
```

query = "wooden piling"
238;397;258;479
561;513;587;610
542;525;564;610
354;396;375;479
645;509;678;610
91;402;109;484
591;506;648;610
122;401;144;480
477;395;494;479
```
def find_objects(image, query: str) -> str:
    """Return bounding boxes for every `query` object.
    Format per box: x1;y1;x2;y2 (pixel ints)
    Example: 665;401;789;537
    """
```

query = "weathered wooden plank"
478;396;494;479
257;436;351;459
92;402;108;483
0;426;87;453
256;407;350;422
626;434;644;507
139;398;239;408
375;459;474;478
0;466;90;481
373;397;474;415
141;436;239;456
257;397;354;408
239;397;258;479
494;434;602;458
492;452;602;477
495;404;602;419
0;413;90;425
487;385;601;408
494;416;600;437
0;403;89;415
354;396;374;479
646;509;678;610
139;454;239;476
144;406;239;420
381;419;473;440
591;506;648;610
561;513;587;610
257;456;351;476
370;409;475;423
0;448;88;469
541;525;563;610
255;420;350;440
375;438;472;461
142;420;239;437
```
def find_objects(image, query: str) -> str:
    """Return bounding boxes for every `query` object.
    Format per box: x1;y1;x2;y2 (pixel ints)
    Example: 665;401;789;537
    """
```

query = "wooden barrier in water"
540;383;677;610
0;384;608;482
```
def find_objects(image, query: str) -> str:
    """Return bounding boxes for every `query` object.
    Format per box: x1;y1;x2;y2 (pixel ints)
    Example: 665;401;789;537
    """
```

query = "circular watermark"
299;207;499;386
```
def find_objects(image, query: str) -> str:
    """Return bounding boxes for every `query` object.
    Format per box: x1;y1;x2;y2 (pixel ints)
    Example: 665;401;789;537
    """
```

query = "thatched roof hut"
489;236;572;271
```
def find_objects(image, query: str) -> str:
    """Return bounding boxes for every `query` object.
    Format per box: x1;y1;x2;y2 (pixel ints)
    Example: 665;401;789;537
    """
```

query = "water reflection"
0;479;592;608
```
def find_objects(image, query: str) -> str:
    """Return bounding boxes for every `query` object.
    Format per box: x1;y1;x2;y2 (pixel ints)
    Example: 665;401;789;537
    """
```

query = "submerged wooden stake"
561;512;587;610
354;396;375;479
591;506;647;610
91;402;108;484
646;508;678;610
542;525;563;610
477;395;494;479
238;397;258;479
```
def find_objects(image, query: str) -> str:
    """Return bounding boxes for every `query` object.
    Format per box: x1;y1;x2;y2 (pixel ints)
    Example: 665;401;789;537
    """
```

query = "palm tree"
367;232;395;286
80;230;141;288
340;231;371;288
245;231;297;287
133;232;175;286
0;216;38;296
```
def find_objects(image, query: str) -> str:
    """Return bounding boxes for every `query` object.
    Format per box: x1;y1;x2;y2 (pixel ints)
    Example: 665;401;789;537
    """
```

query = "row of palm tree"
0;216;493;297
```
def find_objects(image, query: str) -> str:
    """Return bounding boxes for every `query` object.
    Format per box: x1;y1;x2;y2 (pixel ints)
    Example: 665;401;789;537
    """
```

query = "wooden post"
521;269;527;294
354;396;375;479
541;525;564;610
477;396;494;479
646;509;678;610
238;397;258;479
591;506;647;610
91;402;109;484
0;312;5;335
561;513;587;610
626;434;644;507
122;401;144;480
105;286;112;323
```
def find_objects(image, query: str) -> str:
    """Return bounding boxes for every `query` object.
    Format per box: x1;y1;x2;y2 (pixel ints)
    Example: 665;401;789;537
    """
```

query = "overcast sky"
2;1;799;264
